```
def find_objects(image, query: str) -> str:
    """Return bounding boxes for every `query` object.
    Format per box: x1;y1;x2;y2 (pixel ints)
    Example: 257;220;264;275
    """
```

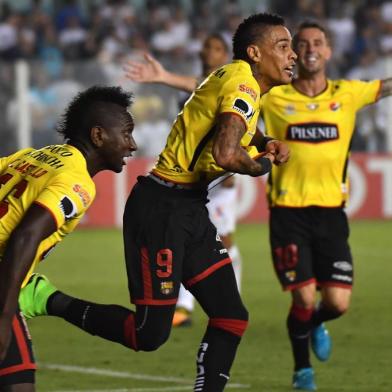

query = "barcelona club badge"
160;281;174;295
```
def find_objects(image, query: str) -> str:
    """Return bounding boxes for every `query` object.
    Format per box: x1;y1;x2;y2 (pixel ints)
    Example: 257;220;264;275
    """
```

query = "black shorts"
0;311;36;386
269;207;353;291
123;176;231;305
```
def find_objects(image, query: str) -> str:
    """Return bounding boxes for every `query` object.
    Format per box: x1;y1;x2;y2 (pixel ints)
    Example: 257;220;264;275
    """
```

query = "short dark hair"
232;13;285;61
205;33;229;53
292;21;331;49
58;86;133;142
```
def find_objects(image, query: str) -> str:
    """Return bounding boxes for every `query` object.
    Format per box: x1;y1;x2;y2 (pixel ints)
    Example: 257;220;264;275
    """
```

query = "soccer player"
261;21;392;390
124;33;244;327
0;86;137;390
19;13;294;391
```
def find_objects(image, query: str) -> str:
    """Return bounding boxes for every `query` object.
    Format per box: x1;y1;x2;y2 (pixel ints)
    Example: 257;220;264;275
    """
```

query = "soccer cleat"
19;273;58;320
292;367;317;391
172;307;192;327
311;323;332;362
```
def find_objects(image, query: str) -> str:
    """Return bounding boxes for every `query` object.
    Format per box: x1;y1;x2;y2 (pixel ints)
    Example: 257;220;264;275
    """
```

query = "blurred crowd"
1;0;392;155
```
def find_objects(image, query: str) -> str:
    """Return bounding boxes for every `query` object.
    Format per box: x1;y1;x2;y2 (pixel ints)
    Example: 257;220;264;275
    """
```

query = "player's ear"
247;44;262;63
90;126;105;147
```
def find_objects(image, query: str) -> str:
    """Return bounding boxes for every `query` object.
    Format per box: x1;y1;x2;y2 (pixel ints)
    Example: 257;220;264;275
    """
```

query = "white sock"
228;245;242;292
176;284;195;312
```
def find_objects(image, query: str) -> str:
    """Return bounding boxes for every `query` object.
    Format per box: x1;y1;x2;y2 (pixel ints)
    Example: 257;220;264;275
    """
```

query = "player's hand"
265;140;290;165
0;314;13;361
123;53;167;84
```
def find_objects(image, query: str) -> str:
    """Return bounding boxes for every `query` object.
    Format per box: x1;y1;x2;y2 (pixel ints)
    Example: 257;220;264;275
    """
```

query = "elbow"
213;150;235;170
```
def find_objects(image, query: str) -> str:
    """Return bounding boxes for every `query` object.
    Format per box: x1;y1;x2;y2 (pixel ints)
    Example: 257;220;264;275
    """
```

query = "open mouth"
284;64;295;77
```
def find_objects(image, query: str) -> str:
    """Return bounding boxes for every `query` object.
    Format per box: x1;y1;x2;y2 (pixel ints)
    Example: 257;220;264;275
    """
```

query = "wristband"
255;156;273;176
260;136;275;151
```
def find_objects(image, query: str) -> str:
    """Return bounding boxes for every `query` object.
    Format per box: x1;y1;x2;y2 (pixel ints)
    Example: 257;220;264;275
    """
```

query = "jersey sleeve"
349;80;381;111
219;76;259;129
34;172;95;229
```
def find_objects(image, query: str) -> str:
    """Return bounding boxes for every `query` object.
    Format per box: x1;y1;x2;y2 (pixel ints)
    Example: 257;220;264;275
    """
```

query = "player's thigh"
0;313;36;391
189;264;247;320
320;286;352;313
123;180;191;306
314;208;353;289
269;207;315;290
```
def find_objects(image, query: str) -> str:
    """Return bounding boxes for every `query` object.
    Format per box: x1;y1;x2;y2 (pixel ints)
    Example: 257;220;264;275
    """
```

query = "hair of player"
205;32;229;53
232;13;285;61
57;85;133;142
292;20;332;49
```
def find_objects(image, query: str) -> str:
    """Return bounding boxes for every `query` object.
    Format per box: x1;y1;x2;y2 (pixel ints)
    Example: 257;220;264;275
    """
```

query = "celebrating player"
124;33;243;327
0;86;137;390
261;21;392;390
20;13;294;391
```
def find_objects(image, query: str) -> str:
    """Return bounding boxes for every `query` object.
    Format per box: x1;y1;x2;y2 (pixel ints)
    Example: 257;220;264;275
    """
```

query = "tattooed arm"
212;113;274;176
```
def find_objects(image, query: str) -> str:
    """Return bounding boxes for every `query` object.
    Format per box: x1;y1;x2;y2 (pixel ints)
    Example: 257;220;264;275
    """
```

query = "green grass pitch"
30;221;392;391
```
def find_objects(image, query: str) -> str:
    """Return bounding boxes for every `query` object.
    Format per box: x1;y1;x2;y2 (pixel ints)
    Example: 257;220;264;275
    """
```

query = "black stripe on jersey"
188;126;216;171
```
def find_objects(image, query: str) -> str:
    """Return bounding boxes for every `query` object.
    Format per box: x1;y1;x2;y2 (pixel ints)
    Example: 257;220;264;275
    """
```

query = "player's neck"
68;140;100;177
292;73;328;97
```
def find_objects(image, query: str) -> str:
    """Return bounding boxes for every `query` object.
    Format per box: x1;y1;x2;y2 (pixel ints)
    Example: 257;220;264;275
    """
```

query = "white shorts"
207;182;237;236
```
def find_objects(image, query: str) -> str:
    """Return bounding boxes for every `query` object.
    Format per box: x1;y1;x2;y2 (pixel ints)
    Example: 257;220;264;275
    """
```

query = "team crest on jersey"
238;84;257;101
232;98;255;121
285;271;296;282
306;102;319;110
329;102;341;111
286;122;339;143
59;196;78;220
160;281;174;295
73;184;91;207
285;104;296;114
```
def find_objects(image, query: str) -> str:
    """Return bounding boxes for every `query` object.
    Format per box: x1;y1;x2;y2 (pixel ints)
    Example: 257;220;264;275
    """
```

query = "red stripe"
133;298;178;305
0;316;36;376
123;313;137;350
283;278;316;291
33;201;59;228
141;247;153;300
290;303;314;322
185;258;232;287
209;318;248;337
318;281;352;289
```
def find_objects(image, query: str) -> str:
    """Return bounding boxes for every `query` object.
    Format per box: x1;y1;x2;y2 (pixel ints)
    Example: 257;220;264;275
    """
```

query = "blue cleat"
292;367;317;391
311;323;332;362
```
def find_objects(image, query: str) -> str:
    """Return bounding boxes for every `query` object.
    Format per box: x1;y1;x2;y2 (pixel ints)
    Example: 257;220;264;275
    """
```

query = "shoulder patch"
238;84;257;101
73;184;91;207
232;98;255;121
59;196;78;220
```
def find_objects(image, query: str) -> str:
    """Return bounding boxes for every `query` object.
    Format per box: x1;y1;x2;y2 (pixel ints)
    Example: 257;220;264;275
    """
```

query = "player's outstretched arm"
212;113;275;177
124;53;198;93
0;204;56;360
379;77;392;99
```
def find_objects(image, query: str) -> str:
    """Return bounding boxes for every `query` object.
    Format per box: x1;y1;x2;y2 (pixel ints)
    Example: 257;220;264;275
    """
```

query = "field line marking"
40;363;191;384
42;363;250;389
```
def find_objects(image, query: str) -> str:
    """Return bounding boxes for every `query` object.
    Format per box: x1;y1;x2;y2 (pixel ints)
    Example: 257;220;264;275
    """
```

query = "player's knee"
137;328;171;352
209;303;249;337
292;287;317;309
324;300;350;316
